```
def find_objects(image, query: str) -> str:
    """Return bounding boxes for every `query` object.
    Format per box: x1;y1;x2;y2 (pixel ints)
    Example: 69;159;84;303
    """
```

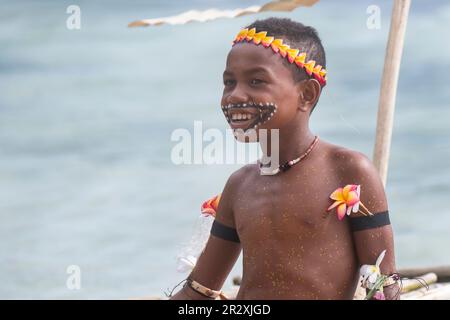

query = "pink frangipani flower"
327;184;372;220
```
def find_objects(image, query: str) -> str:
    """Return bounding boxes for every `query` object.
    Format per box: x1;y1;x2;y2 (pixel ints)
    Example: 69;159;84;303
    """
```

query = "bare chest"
233;164;343;243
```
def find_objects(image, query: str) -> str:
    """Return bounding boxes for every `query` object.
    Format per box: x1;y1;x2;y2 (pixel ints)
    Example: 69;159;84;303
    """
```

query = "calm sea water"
0;0;449;299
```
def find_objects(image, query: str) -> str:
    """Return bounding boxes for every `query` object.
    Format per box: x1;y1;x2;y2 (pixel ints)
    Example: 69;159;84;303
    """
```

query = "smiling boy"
171;17;399;300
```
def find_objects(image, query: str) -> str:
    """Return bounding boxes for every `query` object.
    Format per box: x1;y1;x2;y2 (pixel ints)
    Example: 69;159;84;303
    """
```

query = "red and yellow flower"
327;184;372;220
200;194;221;217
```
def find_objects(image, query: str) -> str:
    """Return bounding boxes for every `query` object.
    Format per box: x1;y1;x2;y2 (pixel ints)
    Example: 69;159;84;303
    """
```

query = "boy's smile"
221;101;277;131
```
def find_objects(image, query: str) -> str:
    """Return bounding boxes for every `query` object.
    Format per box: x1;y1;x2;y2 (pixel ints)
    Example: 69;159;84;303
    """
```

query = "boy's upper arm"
339;150;388;214
214;170;239;228
338;150;397;273
186;170;242;291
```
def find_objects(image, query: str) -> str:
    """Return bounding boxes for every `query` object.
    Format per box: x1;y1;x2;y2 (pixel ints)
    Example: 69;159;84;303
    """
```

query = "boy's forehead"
224;42;288;75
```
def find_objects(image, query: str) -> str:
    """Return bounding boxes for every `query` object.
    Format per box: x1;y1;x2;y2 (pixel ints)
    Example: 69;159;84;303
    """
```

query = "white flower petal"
376;250;387;268
352;201;360;213
176;255;197;273
360;265;371;277
369;273;378;283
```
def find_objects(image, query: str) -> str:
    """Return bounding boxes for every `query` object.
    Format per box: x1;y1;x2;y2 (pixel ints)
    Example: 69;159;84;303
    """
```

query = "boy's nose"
227;84;250;105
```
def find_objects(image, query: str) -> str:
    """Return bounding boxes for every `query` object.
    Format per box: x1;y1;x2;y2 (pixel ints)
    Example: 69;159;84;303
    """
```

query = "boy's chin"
233;128;259;143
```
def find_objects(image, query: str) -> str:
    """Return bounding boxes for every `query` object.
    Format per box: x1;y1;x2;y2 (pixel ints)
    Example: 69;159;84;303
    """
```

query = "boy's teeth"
230;113;256;121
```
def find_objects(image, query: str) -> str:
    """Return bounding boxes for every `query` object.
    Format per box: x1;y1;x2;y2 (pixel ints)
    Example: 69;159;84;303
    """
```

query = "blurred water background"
0;0;449;299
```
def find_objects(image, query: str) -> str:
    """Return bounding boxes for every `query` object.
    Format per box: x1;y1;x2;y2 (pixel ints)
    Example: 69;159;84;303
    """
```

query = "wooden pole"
373;0;411;185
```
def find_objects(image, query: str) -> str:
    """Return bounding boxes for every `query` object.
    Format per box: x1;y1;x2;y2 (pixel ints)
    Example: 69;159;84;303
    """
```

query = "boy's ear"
297;79;321;113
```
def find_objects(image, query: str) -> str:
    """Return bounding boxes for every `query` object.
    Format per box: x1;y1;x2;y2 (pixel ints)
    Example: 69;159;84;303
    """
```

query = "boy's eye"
250;79;264;85
223;79;235;86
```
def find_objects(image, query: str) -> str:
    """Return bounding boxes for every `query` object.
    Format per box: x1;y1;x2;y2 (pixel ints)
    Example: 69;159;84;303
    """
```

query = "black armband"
210;220;240;243
350;211;391;232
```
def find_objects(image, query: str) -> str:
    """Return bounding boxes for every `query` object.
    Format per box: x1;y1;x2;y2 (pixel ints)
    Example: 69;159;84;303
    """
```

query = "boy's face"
221;42;306;137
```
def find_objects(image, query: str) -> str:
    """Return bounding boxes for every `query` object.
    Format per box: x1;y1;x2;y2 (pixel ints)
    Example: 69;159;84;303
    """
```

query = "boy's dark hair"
245;17;326;112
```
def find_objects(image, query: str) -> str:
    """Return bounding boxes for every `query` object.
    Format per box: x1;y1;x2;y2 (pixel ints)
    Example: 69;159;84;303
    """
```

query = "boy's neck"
260;123;316;168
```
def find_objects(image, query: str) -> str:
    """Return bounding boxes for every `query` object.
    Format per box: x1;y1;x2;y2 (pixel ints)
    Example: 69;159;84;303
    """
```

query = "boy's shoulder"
222;163;261;198
227;163;259;186
322;141;387;211
322;140;376;179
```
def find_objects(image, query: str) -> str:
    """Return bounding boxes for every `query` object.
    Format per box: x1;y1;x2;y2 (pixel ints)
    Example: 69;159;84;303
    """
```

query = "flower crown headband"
232;28;327;86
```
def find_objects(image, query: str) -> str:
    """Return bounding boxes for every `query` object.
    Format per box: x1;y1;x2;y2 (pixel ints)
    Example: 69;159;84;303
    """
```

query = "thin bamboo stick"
373;0;411;185
401;272;437;293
